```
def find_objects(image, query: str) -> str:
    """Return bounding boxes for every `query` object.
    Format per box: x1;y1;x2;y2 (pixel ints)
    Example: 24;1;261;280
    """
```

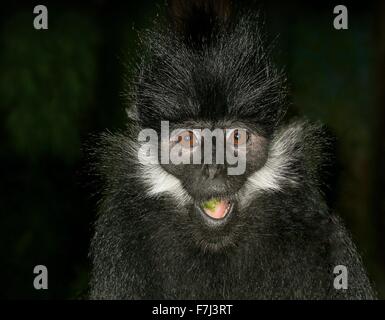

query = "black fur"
89;0;375;299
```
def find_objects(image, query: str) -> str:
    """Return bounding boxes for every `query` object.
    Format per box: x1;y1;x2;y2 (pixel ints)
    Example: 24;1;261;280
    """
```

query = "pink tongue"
204;200;228;219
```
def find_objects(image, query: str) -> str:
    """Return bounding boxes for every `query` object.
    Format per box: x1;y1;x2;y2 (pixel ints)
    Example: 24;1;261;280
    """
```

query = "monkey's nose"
202;164;223;179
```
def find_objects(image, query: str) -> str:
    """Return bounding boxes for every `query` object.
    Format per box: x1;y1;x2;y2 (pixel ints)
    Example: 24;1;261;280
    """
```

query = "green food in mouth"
202;198;221;211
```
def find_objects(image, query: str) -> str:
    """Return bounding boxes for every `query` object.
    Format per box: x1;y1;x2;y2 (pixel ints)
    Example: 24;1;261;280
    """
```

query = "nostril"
208;167;217;179
203;164;222;179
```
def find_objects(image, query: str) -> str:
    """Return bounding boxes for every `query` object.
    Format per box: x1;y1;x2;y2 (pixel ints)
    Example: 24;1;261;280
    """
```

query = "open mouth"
199;198;234;220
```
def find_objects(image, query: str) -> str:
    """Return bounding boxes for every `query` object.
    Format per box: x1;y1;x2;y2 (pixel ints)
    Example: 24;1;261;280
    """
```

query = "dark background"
0;0;384;299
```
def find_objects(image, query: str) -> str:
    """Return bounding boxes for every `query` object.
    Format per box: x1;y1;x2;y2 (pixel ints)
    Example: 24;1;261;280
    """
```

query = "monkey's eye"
173;130;199;149
227;129;249;147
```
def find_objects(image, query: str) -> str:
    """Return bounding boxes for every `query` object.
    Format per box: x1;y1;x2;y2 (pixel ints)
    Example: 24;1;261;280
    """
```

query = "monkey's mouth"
197;198;234;221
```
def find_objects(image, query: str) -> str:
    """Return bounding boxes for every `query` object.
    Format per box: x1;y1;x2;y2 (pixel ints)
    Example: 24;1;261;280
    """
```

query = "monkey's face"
135;80;284;251
152;119;270;250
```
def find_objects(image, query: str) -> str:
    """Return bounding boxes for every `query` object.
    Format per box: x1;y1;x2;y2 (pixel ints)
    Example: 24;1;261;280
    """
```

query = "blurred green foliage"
0;12;100;163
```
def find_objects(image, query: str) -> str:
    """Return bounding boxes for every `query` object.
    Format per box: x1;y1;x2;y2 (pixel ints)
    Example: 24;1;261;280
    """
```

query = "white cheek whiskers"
136;143;192;208
238;122;303;209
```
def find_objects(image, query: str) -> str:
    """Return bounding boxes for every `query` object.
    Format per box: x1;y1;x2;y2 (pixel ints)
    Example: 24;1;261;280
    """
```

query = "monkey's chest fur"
147;234;331;299
89;187;346;299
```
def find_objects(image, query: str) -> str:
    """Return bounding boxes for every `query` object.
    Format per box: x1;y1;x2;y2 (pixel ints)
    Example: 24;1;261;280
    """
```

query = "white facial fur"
136;122;303;209
238;122;302;208
136;143;192;208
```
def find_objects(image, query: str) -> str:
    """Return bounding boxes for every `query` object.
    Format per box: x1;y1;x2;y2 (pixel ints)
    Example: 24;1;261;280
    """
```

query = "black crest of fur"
133;1;287;137
89;1;376;299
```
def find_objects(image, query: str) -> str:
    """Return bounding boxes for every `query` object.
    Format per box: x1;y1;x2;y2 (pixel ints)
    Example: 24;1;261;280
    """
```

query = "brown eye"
228;129;249;146
177;130;198;148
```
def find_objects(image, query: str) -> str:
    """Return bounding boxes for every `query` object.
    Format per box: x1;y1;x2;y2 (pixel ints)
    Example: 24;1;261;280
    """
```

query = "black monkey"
89;0;375;299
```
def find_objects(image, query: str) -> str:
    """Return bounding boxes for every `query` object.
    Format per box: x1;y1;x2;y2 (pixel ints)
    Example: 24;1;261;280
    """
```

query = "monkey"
89;0;375;299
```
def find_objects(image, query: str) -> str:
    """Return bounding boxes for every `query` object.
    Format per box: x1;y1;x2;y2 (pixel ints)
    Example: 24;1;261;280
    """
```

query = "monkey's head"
123;1;297;252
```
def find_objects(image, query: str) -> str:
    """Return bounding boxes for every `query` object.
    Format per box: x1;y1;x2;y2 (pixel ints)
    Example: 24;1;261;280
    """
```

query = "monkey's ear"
167;0;232;48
